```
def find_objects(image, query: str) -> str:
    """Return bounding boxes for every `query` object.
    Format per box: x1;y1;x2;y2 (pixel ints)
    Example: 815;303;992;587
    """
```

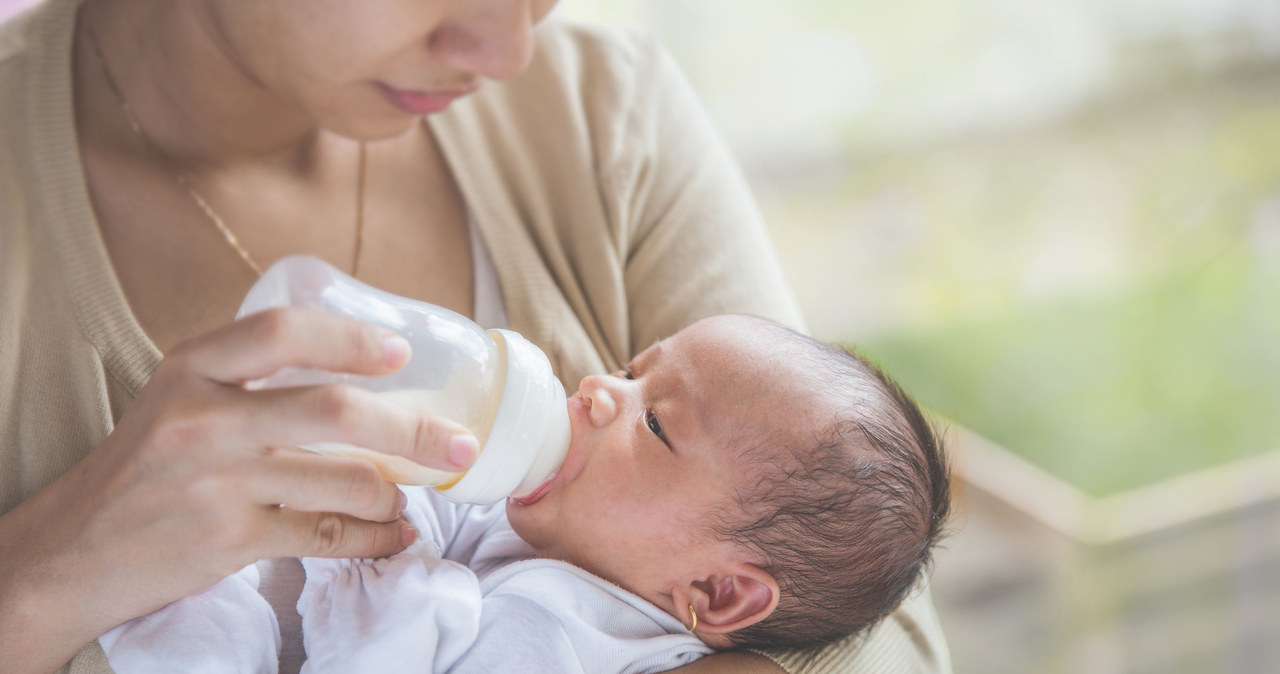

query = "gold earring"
686;605;698;632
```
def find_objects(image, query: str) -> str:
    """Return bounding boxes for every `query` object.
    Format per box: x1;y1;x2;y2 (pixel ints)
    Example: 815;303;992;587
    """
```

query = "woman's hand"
0;308;478;673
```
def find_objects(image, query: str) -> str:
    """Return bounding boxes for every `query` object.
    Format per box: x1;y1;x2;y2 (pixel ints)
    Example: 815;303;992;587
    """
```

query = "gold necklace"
80;10;366;278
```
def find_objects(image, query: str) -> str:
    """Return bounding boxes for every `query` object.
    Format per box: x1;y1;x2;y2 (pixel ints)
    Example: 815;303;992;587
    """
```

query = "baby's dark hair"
714;321;951;650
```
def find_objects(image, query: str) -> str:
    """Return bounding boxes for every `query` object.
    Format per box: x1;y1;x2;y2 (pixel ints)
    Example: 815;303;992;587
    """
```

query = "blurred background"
4;0;1276;671
549;1;1280;672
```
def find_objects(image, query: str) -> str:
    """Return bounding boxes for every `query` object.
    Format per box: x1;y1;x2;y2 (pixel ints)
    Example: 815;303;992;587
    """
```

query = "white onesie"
99;488;712;673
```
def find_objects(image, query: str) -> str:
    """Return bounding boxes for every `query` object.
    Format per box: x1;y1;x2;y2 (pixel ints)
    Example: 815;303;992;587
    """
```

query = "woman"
0;0;950;672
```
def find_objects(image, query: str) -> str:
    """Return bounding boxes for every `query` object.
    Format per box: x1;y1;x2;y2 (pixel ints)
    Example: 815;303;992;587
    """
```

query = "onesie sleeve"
446;595;586;674
97;564;280;674
295;490;535;672
461;561;711;674
297;553;711;674
298;551;482;673
299;553;590;674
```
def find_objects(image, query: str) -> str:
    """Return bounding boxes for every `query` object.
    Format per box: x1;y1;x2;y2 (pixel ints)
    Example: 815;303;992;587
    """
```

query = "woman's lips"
378;83;470;115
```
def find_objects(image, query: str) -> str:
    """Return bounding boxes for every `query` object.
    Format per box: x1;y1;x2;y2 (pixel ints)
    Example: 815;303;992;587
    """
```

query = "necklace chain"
80;9;366;278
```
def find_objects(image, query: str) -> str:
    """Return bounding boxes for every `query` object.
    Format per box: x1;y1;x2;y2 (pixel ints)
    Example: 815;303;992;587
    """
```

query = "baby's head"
505;315;950;650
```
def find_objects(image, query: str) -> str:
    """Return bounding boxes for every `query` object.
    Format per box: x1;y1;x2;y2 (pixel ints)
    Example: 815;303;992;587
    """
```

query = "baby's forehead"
677;316;795;369
690;366;833;453
678;317;820;389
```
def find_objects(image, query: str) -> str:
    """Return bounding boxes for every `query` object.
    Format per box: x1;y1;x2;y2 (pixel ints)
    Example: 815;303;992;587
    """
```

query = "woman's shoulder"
0;0;62;66
437;17;703;206
456;19;680;136
0;4;40;253
0;6;33;61
0;4;39;99
1;0;70;238
1;0;74;157
535;20;688;113
531;19;663;77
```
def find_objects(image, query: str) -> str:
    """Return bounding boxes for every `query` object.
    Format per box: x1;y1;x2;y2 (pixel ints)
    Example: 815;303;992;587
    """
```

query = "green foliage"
865;248;1280;496
775;76;1280;496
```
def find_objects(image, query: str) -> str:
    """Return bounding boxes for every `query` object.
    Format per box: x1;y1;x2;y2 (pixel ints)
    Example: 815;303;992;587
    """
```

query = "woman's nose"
429;0;537;81
578;374;626;428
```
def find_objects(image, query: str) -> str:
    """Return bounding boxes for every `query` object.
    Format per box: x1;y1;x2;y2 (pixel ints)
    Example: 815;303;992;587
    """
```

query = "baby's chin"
504;498;552;549
505;501;588;568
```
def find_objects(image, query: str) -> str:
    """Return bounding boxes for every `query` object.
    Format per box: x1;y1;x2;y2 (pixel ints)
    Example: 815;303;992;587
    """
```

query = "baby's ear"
684;563;779;638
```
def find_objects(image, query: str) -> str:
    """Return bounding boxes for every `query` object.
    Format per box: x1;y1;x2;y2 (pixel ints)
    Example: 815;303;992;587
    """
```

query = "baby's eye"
644;408;667;443
624;368;635;380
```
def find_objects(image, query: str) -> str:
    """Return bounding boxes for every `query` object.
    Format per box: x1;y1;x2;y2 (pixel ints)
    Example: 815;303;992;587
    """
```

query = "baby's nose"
578;375;621;427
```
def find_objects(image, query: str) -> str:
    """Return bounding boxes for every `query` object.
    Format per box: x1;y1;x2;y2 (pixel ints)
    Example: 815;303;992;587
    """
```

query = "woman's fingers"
245;384;478;472
245;449;406;523
266;507;415;560
108;308;473;563
174;307;479;472
174;308;411;386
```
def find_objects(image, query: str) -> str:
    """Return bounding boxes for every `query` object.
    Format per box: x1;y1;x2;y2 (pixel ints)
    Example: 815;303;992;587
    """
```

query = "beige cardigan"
0;1;950;671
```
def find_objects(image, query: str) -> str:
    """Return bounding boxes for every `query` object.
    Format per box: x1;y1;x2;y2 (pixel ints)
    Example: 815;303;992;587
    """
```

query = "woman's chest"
82;128;475;353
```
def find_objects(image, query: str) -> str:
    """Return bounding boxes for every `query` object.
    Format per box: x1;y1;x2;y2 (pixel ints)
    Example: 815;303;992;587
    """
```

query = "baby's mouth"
510;471;557;506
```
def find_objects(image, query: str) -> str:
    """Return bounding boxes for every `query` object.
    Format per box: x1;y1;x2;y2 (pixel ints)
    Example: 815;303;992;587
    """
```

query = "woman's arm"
0;309;474;673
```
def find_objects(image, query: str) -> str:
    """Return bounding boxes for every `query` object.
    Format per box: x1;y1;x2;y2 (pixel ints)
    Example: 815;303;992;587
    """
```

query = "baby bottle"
236;255;570;505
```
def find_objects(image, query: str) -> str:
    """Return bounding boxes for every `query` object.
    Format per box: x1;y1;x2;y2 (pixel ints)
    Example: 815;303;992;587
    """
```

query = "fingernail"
397;490;408;515
383;335;411;368
400;523;418;547
449;434;479;469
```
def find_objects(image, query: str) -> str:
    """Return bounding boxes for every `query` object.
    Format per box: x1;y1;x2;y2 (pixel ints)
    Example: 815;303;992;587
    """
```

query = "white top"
100;488;711;673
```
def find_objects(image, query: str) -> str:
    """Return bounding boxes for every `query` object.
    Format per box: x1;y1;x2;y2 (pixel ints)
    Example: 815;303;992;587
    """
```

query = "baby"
100;314;951;673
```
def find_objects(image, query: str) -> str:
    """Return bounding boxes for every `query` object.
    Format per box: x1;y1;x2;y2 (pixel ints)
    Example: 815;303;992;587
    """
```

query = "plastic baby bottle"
236;255;570;505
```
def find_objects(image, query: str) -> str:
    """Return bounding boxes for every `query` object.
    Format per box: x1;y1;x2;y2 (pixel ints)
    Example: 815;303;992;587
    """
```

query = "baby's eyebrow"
631;338;664;367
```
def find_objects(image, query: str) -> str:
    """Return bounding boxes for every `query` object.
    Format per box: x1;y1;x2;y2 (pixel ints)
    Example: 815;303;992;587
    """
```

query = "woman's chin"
319;109;421;144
